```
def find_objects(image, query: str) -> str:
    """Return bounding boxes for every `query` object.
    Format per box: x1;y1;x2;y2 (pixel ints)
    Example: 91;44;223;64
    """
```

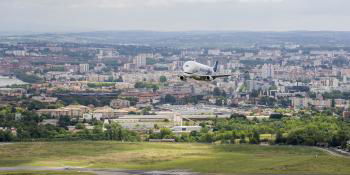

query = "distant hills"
2;31;350;48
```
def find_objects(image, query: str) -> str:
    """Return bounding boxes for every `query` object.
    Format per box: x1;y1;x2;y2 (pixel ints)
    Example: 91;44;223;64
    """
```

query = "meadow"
0;141;350;174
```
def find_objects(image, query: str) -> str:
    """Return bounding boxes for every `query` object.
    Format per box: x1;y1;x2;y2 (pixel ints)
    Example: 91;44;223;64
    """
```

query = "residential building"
79;64;89;73
37;105;91;118
262;64;275;79
110;99;130;109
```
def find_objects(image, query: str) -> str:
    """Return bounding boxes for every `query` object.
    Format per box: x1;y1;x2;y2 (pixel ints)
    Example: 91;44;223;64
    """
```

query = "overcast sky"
1;0;349;32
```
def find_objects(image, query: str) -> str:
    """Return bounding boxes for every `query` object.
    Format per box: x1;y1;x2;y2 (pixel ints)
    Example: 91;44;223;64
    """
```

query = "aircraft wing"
211;74;231;78
186;73;231;81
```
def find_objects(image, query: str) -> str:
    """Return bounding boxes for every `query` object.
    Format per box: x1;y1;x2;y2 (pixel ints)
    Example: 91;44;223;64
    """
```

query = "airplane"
178;60;231;81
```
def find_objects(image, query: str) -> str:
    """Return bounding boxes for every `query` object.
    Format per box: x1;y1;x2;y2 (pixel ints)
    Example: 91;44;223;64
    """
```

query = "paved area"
316;147;350;158
0;143;13;146
0;167;201;175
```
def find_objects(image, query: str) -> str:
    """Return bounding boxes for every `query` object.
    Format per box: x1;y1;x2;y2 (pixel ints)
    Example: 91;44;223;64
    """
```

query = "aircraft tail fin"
213;61;219;72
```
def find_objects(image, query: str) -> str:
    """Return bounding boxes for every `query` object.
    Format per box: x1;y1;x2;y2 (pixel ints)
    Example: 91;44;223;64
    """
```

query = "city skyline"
1;0;350;32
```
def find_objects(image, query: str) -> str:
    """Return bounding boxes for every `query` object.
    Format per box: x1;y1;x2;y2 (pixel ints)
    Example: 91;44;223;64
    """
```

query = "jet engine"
179;75;187;81
205;76;214;81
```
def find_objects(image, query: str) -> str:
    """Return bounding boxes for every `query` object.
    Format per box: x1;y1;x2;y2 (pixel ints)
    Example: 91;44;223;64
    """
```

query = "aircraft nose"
184;66;191;72
183;64;189;72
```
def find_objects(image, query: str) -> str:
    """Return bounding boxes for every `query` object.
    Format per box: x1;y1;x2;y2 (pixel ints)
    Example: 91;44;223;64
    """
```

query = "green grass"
0;141;350;174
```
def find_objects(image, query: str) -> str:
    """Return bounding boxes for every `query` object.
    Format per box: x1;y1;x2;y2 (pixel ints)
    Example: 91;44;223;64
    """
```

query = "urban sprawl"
1;40;350;153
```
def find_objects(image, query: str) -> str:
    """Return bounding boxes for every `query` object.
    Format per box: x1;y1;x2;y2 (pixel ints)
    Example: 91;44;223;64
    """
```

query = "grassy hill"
0;141;350;174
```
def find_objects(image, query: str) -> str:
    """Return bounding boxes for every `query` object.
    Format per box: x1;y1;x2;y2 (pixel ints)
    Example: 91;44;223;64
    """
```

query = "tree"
154;124;159;129
159;76;167;83
141;107;152;115
124;97;138;106
275;131;285;144
240;134;247;143
213;87;221;96
14;70;43;83
331;130;350;148
270;113;284;120
0;130;14;142
75;123;85;129
250;89;260;98
331;99;336;108
134;82;145;88
179;133;190;142
58;116;71;128
249;130;260;144
244;71;250;80
92;124;104;140
27;101;47;110
116;76;123;82
105;123;120;140
160;128;172;139
259;96;276;106
221;90;227;97
286;128;305;145
163;94;176;104
230;113;247;120
279;98;291;108
215;99;223;106
199;132;214;143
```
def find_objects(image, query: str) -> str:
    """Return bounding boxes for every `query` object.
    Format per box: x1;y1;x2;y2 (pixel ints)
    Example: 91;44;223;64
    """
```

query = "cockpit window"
185;64;189;67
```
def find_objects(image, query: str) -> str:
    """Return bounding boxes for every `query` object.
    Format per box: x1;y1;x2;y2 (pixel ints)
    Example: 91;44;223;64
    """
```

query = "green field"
0;141;350;174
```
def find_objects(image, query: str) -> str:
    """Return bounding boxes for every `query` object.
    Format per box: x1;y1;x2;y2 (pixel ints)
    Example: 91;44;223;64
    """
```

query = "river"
0;76;27;87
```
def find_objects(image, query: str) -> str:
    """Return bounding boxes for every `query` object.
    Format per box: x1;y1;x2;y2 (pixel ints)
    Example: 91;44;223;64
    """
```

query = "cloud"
90;0;285;8
0;0;349;32
238;0;284;2
0;0;286;9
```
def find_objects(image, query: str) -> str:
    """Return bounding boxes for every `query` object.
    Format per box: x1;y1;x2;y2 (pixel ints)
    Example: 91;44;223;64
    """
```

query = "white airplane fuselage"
183;61;214;75
179;60;226;81
179;60;230;81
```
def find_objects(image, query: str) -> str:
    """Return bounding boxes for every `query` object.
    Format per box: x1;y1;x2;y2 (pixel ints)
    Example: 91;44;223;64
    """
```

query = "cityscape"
1;0;350;174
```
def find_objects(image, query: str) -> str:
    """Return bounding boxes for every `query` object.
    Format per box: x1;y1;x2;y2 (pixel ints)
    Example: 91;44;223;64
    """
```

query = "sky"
0;0;349;32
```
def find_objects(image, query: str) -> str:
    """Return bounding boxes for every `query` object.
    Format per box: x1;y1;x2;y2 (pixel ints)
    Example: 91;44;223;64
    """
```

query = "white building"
133;53;153;67
5;50;26;56
171;61;184;71
111;112;182;131
171;126;201;134
87;73;110;82
94;63;106;72
123;63;137;71
208;49;221;56
262;64;275;79
133;56;146;67
79;64;90;73
110;99;130;109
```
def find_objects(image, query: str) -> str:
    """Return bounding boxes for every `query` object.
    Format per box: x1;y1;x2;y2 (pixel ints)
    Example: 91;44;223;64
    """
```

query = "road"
315;147;350;158
0;167;200;175
0;143;13;146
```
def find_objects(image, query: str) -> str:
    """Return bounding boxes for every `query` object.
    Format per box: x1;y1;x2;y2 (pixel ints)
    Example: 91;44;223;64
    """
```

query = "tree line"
1;105;350;149
147;112;350;148
0;106;139;142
